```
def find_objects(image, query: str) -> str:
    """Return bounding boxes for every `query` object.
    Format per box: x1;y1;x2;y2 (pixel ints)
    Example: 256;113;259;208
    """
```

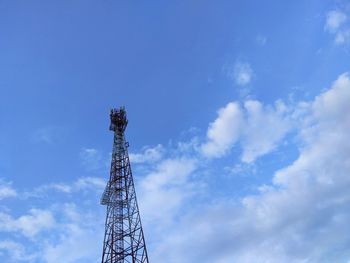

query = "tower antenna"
101;107;149;263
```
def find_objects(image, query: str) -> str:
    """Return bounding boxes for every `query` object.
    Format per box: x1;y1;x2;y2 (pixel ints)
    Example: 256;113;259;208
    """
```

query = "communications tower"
101;107;149;263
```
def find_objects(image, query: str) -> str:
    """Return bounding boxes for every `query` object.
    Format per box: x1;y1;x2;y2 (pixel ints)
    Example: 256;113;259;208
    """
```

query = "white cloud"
151;72;350;262
0;202;103;263
129;144;164;164
201;99;292;163
335;28;350;44
0;208;56;238
2;73;350;262
176;136;200;154
75;176;105;190
325;10;350;45
43;183;73;193
241;99;291;163
27;176;106;197
139;158;197;225
230;61;253;86
42;204;103;263
0;240;37;262
43;224;101;263
201;102;243;158
0;179;17;200
325;10;347;32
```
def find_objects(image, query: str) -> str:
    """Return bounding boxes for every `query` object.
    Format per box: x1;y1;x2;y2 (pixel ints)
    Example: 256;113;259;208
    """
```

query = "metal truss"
101;107;149;263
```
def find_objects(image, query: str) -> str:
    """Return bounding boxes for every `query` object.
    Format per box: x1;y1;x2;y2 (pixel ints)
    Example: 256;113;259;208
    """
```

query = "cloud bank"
152;73;350;262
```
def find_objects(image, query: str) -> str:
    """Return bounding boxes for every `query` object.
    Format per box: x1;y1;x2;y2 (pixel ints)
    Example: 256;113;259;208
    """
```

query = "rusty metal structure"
101;107;149;263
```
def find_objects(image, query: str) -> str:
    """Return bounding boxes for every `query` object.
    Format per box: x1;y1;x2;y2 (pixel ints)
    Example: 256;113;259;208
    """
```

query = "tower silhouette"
101;107;149;263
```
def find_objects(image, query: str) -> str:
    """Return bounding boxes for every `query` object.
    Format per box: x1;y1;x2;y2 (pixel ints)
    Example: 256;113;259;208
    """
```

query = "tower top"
109;107;128;132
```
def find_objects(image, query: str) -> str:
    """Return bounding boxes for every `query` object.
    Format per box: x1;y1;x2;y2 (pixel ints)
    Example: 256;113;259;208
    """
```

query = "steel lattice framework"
101;107;149;263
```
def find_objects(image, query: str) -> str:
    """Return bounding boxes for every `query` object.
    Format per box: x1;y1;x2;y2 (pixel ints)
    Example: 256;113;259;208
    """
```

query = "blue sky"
1;1;350;262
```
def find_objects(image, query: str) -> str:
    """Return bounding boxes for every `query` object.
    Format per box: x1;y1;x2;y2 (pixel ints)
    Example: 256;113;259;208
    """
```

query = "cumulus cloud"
152;72;350;262
42;203;103;263
201;102;243;158
201;99;291;163
0;202;103;263
138;158;197;225
241;99;291;162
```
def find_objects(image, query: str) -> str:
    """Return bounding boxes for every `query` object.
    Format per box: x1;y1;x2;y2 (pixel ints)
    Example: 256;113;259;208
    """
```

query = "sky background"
1;0;350;262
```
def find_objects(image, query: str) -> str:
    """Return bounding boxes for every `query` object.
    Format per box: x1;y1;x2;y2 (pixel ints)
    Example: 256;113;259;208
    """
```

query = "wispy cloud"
325;10;347;32
325;9;350;45
129;144;164;164
256;35;267;46
79;148;104;171
0;209;55;238
32;128;54;144
31;126;65;144
0;240;37;262
0;179;17;200
25;176;106;198
229;61;253;86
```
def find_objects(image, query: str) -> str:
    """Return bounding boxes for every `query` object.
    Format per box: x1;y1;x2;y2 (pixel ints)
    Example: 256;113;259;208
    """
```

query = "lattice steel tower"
101;107;149;263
